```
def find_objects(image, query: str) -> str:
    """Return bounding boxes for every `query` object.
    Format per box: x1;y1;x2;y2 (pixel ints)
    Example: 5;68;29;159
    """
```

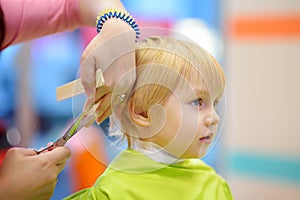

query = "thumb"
40;146;71;165
80;54;96;101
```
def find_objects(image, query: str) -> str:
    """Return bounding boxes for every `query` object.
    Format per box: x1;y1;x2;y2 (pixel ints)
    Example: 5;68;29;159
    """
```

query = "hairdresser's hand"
0;147;71;200
80;19;136;123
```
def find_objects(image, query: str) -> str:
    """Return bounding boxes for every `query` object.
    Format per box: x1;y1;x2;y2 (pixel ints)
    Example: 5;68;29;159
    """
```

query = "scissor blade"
56;103;99;146
34;102;99;154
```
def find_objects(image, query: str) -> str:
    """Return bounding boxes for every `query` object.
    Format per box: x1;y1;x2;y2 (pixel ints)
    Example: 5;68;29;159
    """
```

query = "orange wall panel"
228;15;300;39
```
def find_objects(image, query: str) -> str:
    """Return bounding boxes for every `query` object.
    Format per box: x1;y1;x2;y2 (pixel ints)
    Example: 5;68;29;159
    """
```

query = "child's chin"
180;151;206;159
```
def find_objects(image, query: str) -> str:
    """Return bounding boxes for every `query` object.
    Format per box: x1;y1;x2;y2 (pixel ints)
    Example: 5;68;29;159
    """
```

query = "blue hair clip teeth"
96;8;140;42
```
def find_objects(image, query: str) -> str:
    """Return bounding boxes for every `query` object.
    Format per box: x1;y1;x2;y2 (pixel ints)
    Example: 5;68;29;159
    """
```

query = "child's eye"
190;98;204;108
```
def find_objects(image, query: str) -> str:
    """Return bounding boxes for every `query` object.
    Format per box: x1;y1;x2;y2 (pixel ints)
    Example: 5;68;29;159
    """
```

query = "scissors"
34;102;100;154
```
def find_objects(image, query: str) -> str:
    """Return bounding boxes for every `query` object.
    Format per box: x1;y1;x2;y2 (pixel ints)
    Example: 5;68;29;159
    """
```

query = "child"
65;36;233;200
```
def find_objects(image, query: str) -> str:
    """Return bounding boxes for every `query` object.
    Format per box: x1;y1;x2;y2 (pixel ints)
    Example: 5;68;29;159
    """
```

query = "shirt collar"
132;139;185;164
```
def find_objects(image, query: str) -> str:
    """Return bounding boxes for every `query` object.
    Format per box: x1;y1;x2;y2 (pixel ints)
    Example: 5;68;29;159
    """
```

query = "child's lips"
199;134;213;143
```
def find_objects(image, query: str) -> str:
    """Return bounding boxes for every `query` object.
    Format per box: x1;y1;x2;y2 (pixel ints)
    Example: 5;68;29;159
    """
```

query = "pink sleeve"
1;0;84;49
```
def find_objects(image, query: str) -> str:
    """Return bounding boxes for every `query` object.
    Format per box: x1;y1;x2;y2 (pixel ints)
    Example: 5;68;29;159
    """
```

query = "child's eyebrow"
192;89;210;97
182;89;210;100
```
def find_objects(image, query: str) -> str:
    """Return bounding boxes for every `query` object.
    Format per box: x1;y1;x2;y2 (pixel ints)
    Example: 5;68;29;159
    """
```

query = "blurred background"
0;0;300;199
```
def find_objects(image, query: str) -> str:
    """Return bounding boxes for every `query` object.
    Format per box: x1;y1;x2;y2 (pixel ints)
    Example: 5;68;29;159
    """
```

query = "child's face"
145;78;221;159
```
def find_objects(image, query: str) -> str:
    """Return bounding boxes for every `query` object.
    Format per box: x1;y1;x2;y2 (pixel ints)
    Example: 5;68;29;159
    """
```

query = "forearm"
1;0;82;49
1;0;126;49
78;0;135;45
78;0;125;27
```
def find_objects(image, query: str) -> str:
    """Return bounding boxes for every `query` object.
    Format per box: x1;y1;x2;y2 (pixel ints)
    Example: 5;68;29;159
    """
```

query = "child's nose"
204;107;220;127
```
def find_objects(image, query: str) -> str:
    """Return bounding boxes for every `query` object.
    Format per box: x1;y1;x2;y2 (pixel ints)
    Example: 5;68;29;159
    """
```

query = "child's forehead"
174;75;209;95
173;72;223;101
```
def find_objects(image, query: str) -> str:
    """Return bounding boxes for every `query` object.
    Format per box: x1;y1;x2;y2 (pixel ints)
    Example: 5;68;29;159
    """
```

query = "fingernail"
82;101;91;112
96;118;101;124
86;88;94;99
88;95;94;102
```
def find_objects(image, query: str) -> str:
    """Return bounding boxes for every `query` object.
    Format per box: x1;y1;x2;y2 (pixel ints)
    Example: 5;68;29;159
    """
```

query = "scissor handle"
34;144;55;155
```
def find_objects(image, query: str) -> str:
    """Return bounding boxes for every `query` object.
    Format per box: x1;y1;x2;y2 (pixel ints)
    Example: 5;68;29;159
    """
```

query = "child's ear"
128;99;167;139
128;99;151;127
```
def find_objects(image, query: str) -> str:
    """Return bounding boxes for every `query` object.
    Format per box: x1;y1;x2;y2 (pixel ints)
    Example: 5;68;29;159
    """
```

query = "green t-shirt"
65;149;233;200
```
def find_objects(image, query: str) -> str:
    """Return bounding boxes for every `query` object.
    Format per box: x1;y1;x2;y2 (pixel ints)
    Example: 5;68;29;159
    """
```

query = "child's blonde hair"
111;36;225;147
